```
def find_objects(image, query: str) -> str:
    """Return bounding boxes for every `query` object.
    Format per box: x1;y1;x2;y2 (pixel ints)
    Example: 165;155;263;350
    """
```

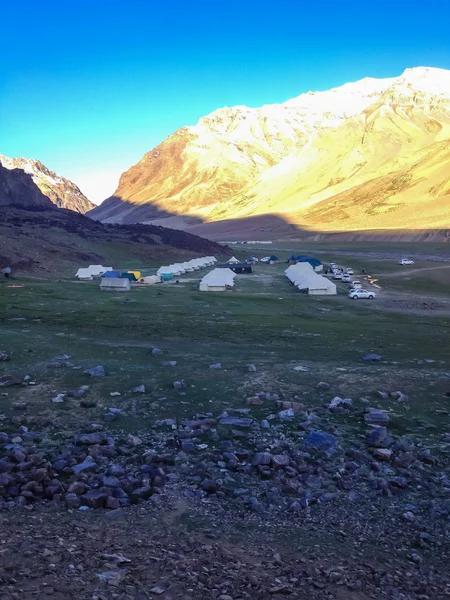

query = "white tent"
139;275;161;284
76;265;112;279
199;268;235;292
100;278;131;291
75;268;93;280
285;263;336;295
227;256;240;264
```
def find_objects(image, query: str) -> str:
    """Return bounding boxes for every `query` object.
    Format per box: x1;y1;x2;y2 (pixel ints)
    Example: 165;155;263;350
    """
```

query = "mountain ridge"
88;66;450;237
0;154;94;214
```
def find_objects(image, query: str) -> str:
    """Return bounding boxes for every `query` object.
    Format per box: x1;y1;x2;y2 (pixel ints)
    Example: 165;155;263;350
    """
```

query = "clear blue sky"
1;0;449;203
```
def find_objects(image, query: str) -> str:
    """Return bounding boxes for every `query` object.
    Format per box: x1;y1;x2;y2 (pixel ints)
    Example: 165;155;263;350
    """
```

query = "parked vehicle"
350;281;362;289
342;274;351;282
260;257;270;263
345;268;354;275
349;289;376;300
332;272;343;280
399;259;414;265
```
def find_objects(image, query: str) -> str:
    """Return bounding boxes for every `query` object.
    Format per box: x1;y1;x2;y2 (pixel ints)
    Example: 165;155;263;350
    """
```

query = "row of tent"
157;256;217;277
285;263;336;295
199;268;236;292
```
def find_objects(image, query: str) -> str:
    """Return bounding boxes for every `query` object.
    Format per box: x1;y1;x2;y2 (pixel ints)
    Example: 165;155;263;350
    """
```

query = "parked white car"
260;257;270;263
342;274;351;282
349;289;376;300
350;281;362;289
399;259;414;265
332;272;343;280
345;268;354;275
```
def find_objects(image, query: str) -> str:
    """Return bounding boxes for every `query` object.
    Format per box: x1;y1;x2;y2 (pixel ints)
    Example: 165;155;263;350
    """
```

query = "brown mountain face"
0;163;53;209
89;67;450;237
0;154;94;214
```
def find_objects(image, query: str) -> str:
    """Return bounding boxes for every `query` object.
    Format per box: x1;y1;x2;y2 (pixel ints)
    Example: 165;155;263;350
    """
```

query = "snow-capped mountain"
0;155;94;214
89;67;450;235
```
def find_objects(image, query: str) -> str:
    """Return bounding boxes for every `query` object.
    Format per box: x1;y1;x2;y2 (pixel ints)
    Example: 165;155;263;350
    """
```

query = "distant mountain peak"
0;154;94;214
89;66;450;235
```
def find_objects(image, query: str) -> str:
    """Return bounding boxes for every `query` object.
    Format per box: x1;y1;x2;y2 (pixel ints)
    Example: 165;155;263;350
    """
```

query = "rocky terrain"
89;67;450;238
0;154;94;214
0;360;449;598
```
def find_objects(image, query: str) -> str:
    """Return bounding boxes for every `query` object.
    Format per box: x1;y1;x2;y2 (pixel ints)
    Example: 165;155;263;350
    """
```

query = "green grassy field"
1;252;450;443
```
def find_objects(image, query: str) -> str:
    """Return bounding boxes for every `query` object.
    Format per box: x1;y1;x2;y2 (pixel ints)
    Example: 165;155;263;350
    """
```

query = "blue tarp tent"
296;256;322;269
102;271;120;278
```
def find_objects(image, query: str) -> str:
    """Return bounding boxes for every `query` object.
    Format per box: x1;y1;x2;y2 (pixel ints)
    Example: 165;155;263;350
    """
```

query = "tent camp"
199;268;235;292
128;270;141;280
102;270;120;278
157;256;217;277
76;265;112;279
120;272;137;281
296;256;323;272
139;275;161;285
285;263;336;295
269;255;279;264
100;278;131;291
227;256;240;264
75;268;93;280
246;256;258;264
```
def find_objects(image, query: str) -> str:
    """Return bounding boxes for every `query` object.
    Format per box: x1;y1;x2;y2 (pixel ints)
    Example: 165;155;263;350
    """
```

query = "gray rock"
316;381;330;390
219;416;254;428
72;460;98;475
0;351;9;361
81;490;108;509
362;353;381;362
152;347;163;355
172;380;186;390
376;391;389;399
367;426;389;446
86;365;105;377
246;364;257;372
0;375;21;387
252;452;273;466
65;493;81;508
304;430;337;451
162;361;177;367
391;391;409;402
132;384;146;393
209;363;221;369
365;409;390;425
67;389;86;398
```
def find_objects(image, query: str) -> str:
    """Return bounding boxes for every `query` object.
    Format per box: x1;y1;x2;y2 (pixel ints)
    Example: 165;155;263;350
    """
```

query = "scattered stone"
126;434;142;447
246;396;264;406
252;452;273;466
246;364;257;372
365;409;390;424
67;389;86;398
132;384;145;393
109;392;121;397
152;347;163;355
97;569;128;587
162;361;177;367
150;586;166;595
316;381;330;390
12;401;27;410
0;375;21;387
209;363;221;369
391;391;409;402
219;416;253;427
305;430;337;451
367;426;391;447
278;407;295;419
376;391;389;399
86;365;105;377
293;365;309;372
362;353;381;362
402;511;415;522
373;448;392;461
172;380;186;390
52;394;65;403
276;400;304;413
329;396;352;409
0;351;9;361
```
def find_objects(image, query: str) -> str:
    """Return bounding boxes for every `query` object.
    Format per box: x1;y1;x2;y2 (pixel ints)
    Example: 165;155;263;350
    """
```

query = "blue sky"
1;0;449;203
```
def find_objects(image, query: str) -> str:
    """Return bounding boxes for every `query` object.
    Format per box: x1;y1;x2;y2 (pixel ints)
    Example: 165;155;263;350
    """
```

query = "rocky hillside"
0;163;226;275
0;163;54;209
0;154;94;213
89;67;450;236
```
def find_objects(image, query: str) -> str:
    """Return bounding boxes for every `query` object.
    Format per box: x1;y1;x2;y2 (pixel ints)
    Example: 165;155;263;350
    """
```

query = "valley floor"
0;243;450;599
